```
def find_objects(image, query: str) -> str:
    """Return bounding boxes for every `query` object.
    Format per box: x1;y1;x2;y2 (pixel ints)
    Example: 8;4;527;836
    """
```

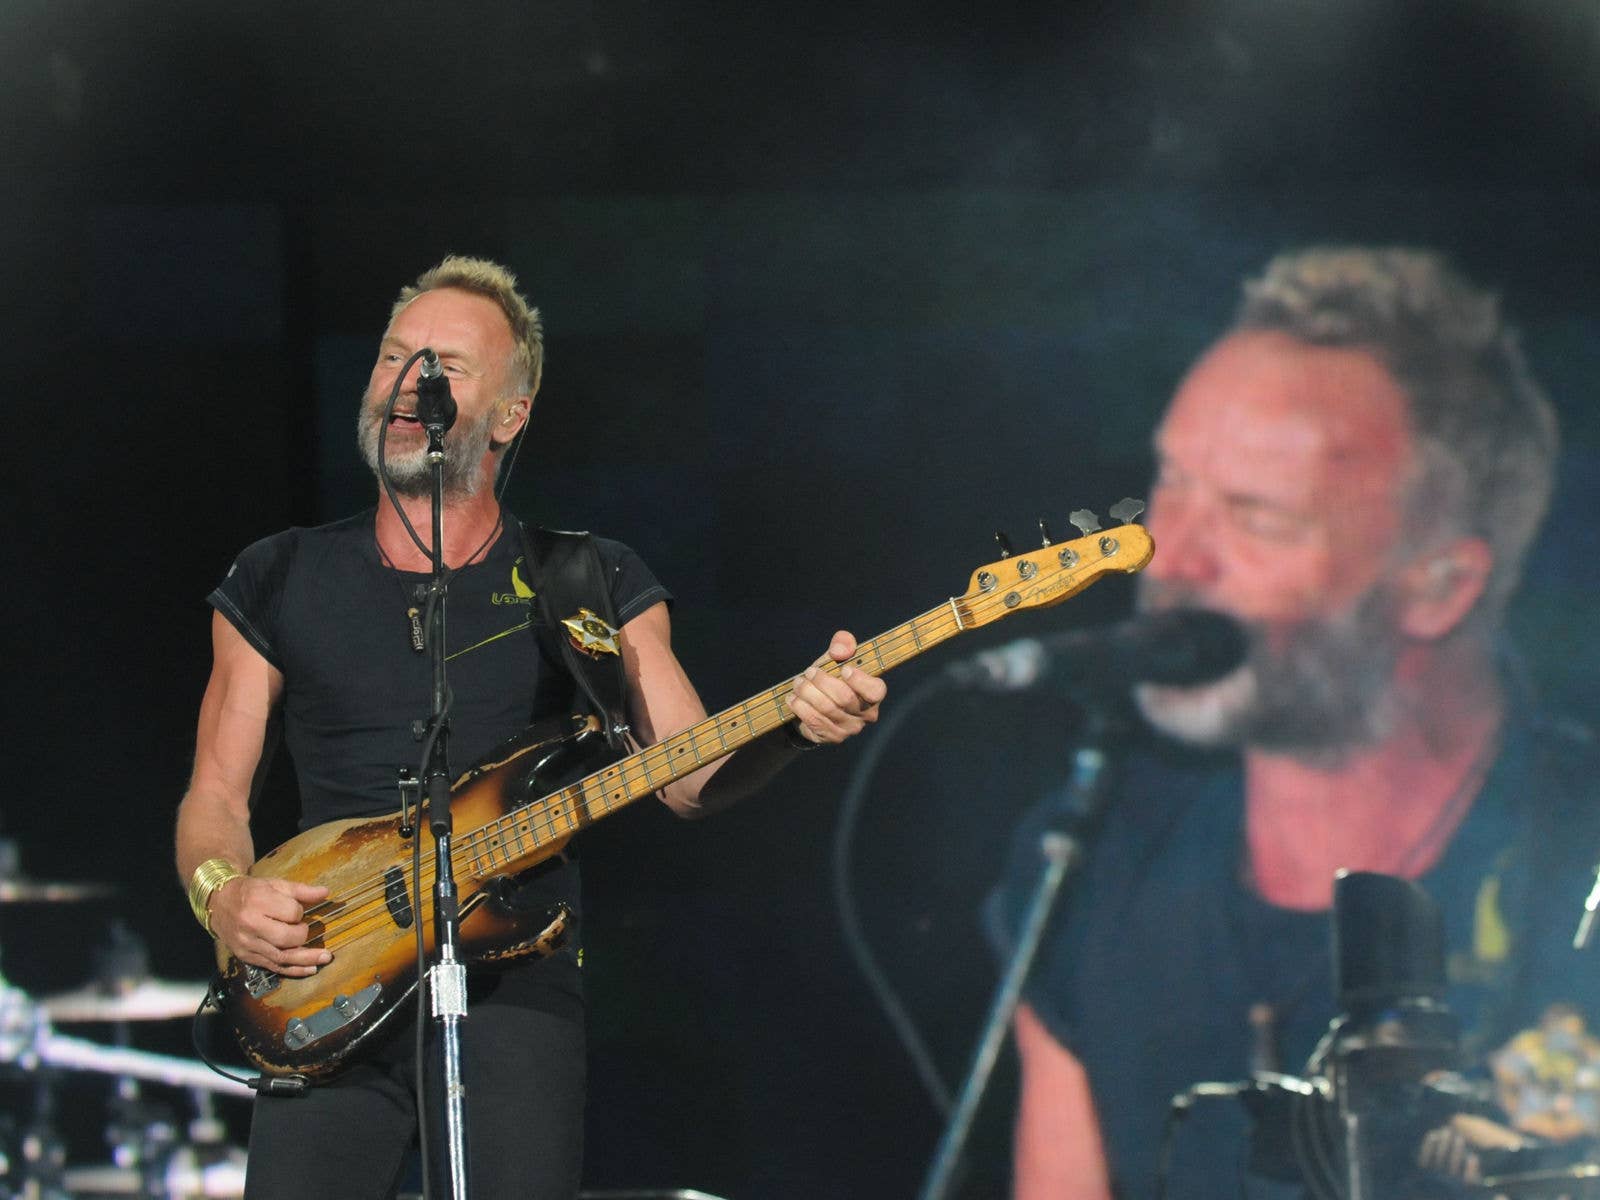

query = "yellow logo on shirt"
491;558;538;606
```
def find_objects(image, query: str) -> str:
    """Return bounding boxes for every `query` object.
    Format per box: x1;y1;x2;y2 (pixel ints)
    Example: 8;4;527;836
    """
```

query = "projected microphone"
416;348;458;432
945;609;1247;692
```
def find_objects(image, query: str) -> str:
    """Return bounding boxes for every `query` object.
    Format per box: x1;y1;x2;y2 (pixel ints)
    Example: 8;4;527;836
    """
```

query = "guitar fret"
222;527;1160;1080
724;706;747;744
603;765;625;809
545;793;568;833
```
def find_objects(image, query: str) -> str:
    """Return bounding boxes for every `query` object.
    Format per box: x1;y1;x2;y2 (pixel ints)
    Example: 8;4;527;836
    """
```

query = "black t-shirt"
989;711;1600;1200
208;508;671;1016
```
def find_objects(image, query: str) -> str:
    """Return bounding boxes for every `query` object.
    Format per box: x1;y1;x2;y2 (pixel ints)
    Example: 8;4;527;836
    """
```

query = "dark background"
3;1;1600;1196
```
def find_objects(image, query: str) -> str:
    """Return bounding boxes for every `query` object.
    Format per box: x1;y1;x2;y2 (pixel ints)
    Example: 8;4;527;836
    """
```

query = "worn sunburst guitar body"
217;511;1154;1079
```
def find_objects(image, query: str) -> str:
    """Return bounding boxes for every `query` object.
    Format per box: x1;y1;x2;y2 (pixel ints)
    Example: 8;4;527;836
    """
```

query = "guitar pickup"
282;982;383;1051
383;867;414;929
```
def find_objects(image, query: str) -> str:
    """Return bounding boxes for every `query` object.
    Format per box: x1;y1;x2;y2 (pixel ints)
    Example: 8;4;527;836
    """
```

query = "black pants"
243;1001;585;1200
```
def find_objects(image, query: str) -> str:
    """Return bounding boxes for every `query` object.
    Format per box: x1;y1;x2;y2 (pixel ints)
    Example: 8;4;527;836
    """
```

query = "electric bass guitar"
215;506;1153;1078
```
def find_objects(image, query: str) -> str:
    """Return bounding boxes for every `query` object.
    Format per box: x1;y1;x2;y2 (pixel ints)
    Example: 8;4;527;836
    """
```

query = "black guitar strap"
516;521;632;751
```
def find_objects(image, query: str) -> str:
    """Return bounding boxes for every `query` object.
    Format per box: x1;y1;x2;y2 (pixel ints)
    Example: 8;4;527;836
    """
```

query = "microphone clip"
415;348;458;434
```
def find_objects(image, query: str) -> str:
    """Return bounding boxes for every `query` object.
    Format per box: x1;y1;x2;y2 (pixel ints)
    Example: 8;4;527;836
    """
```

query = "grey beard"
357;394;497;501
1134;579;1404;763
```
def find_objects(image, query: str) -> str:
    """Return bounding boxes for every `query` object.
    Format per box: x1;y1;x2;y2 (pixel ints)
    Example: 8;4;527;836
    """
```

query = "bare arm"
617;602;886;818
1012;1002;1114;1200
174;611;329;976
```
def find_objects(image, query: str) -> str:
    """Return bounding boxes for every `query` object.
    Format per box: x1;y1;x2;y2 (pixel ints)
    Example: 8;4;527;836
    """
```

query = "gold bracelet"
186;858;244;937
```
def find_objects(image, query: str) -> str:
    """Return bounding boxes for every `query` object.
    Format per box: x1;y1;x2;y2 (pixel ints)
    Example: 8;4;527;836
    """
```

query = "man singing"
175;255;887;1199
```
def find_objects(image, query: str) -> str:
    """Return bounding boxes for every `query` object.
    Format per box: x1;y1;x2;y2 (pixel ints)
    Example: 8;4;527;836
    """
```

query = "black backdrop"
4;2;1600;1196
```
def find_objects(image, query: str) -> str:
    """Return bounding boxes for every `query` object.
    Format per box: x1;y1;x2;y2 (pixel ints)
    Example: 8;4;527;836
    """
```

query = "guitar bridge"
243;964;280;1000
282;982;383;1051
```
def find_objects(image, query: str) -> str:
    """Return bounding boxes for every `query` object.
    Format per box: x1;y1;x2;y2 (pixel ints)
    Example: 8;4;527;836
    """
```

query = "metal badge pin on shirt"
561;607;621;658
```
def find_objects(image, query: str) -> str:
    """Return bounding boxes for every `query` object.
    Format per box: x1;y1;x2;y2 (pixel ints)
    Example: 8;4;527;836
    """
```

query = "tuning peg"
1109;497;1146;524
994;531;1015;559
1038;519;1054;547
1068;509;1101;536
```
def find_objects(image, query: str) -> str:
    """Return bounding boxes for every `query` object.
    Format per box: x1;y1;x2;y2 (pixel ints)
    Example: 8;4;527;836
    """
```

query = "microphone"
945;609;1247;692
416;348;458;432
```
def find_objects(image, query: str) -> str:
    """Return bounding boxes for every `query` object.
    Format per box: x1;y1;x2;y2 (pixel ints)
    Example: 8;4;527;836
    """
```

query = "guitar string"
286;544;1141;954
295;593;987;948
297;571;1092;953
290;551;1128;954
297;614;955;951
297;610;961;952
295;602;955;939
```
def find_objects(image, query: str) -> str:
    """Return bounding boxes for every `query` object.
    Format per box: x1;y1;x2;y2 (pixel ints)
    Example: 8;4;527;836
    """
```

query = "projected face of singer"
357;286;520;500
1133;330;1419;758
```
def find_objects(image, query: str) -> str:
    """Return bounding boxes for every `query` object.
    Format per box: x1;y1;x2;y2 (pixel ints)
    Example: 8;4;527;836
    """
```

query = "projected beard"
357;387;499;500
1134;578;1406;762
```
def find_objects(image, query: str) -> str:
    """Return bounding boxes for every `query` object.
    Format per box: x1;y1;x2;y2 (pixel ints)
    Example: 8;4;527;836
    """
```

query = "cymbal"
0;876;117;902
64;1144;247;1195
38;1030;252;1097
41;977;211;1023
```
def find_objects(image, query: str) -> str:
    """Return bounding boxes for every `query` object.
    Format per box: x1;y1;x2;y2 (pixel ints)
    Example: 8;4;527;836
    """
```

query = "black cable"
189;994;254;1089
188;993;308;1097
380;357;528;1200
412;789;432;1198
375;349;437;564
1155;1083;1257;1200
374;346;529;573
830;671;961;1117
1293;1087;1343;1200
189;344;537;1184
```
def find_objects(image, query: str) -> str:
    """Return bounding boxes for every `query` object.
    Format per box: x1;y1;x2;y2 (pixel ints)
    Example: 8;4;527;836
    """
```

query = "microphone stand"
916;707;1119;1200
419;413;470;1200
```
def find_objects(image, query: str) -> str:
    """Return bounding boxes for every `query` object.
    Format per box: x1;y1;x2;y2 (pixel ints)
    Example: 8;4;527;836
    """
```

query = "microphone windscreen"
1113;609;1248;686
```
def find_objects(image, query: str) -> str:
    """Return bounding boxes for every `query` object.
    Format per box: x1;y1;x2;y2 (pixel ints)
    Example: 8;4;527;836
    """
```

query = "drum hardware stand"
0;985;67;1200
916;710;1119;1200
1573;861;1600;950
0;899;251;1199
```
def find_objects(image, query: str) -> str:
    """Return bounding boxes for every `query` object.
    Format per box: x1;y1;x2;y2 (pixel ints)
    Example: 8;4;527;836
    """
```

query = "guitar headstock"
956;499;1154;631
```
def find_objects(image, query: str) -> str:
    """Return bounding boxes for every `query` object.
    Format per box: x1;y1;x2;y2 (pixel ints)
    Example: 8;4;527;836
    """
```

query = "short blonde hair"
392;255;543;397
